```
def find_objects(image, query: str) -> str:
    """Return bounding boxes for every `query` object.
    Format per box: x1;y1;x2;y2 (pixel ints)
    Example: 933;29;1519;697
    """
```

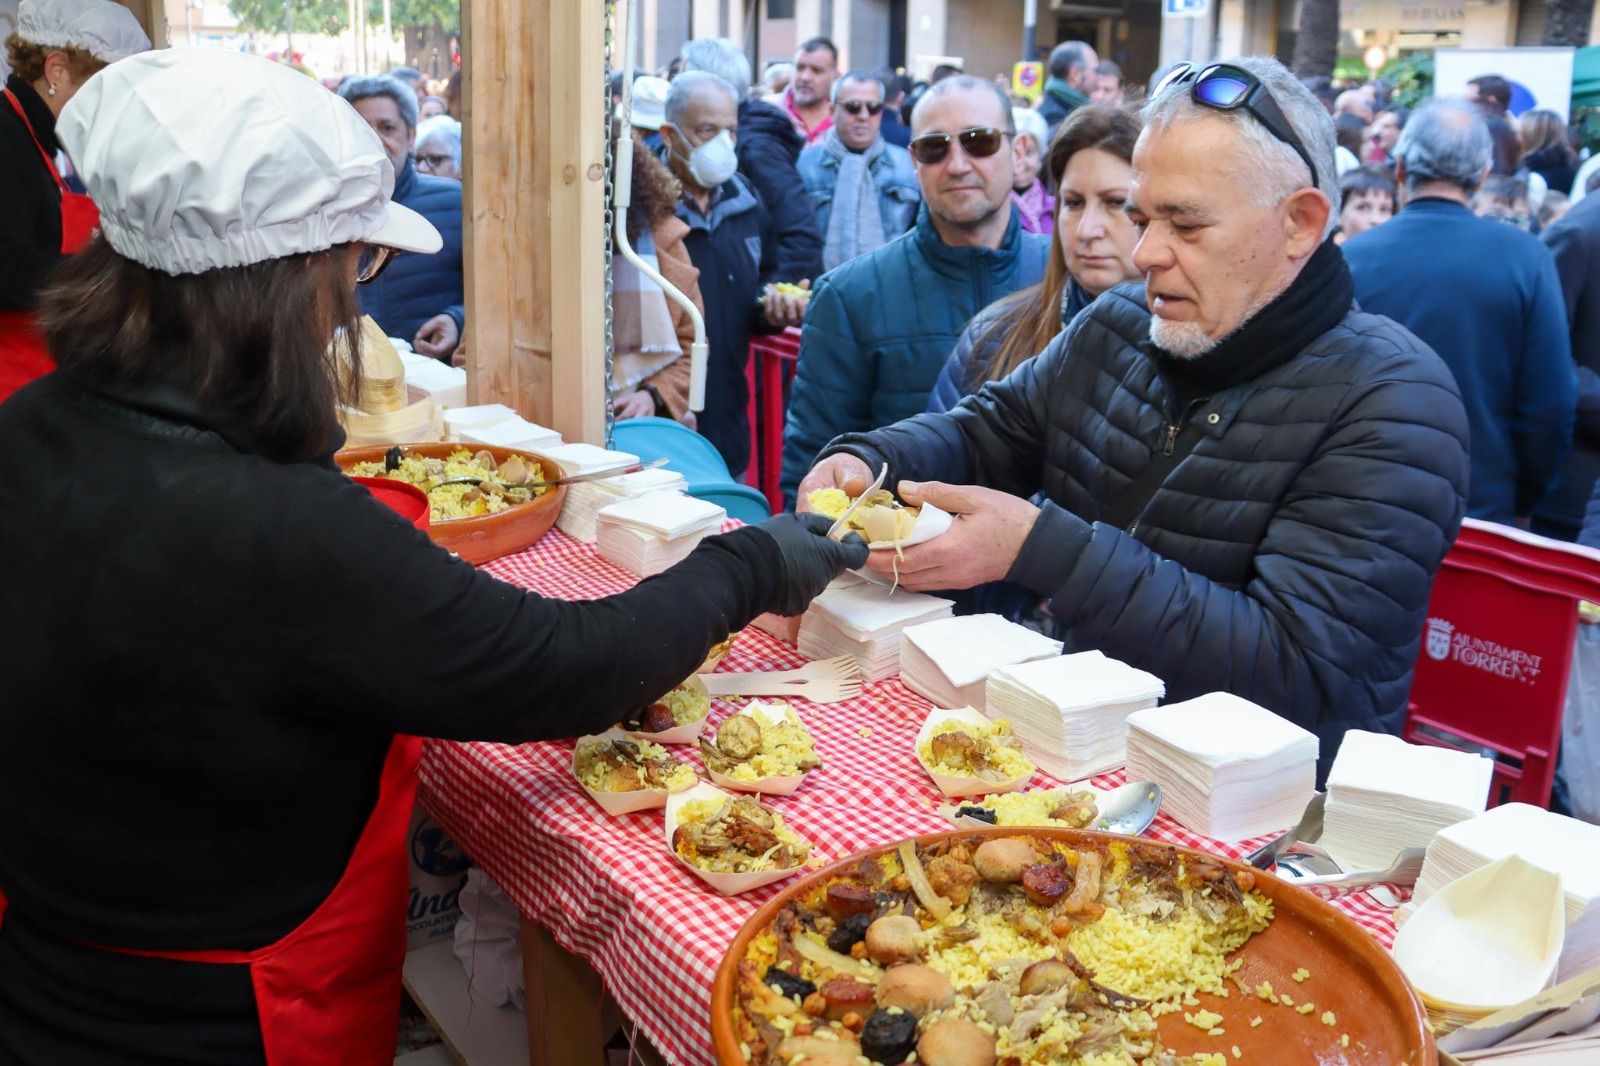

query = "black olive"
955;805;998;824
762;966;815;1001
825;911;872;955
860;1008;918;1064
383;445;404;472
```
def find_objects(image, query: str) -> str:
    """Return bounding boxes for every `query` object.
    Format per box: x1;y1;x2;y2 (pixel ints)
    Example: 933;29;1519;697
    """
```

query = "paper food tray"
623;674;711;746
936;784;1106;830
914;706;1034;798
664;782;811;896
704;701;816;796
571;728;696;816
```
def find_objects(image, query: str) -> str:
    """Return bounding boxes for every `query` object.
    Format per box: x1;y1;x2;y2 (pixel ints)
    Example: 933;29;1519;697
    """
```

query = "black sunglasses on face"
355;244;397;285
909;126;1011;166
839;100;884;117
1153;63;1318;186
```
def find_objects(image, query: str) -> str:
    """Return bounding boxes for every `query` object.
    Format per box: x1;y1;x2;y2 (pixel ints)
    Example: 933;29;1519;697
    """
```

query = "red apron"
0;87;99;404
0;734;422;1066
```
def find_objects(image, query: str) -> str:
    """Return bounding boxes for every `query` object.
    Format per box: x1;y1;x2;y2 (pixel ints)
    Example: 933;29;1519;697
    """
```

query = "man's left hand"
762;280;810;329
863;481;1039;591
414;314;461;358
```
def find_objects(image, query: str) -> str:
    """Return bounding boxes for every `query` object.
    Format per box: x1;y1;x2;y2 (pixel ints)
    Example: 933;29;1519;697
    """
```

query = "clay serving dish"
710;826;1435;1066
336;442;566;565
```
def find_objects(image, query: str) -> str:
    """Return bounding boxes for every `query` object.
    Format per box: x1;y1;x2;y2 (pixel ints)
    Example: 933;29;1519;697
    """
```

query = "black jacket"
737;99;823;283
1;75;64;312
825;271;1470;781
1538;190;1600;537
1525;144;1580;201
0;372;786;1063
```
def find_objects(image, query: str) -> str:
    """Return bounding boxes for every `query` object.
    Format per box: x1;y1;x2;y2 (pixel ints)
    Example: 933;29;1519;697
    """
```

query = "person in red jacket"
0;0;147;403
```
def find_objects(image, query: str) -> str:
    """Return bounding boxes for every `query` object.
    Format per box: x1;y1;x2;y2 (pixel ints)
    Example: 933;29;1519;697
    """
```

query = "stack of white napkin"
898;615;1062;709
796;581;953;681
557;468;689;543
442;404;518;438
594;492;725;577
397;350;467;408
1319;730;1494;871
1400;803;1600;980
1124;692;1318;841
546;444;639;540
985;651;1165;780
444;404;563;453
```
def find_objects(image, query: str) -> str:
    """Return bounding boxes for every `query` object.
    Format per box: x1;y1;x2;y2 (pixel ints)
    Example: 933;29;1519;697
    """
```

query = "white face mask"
673;127;738;188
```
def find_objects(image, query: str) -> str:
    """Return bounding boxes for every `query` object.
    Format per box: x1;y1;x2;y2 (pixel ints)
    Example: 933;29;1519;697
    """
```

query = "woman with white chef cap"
0;0;147;403
0;48;865;1066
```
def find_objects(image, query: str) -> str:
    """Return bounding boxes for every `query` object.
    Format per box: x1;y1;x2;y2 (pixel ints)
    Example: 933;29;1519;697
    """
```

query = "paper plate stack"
898;614;1062;709
548;444;642;540
446;404;563;453
985;651;1165;780
595;491;725;577
398;348;467;408
1124;692;1317;841
796;580;953;681
1400;803;1600;982
1318;730;1494;872
558;467;689;543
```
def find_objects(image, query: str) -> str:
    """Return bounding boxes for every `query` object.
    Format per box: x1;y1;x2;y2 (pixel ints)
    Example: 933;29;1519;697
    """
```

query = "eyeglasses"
1153;63;1318;185
908;126;1011;166
839;100;884;117
355;244;397;285
413;152;453;171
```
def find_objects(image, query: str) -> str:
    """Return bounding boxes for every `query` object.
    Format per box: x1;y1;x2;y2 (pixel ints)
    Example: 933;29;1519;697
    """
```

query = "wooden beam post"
463;0;609;444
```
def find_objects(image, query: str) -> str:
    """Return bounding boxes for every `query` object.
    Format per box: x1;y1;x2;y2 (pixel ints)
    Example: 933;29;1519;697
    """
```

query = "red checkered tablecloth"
417;526;1400;1066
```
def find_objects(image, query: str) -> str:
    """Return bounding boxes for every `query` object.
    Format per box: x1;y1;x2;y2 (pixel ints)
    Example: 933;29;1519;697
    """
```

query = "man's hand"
795;453;873;511
762;279;811;329
613;390;656;420
863;481;1040;591
414;314;460;358
450;330;468;368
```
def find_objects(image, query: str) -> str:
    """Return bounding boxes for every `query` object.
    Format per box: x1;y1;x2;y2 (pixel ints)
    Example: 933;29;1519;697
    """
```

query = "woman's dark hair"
977;105;1141;387
37;238;363;463
1518;109;1577;166
626;131;683;240
1335;113;1367;158
4;33;103;85
1339;164;1397;204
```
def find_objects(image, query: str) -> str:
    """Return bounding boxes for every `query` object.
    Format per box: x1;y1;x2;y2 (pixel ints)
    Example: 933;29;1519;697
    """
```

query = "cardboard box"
407;804;472;950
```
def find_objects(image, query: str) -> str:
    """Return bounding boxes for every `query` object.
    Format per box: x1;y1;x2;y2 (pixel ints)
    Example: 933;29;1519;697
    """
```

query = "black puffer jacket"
737;99;823;283
827;280;1470;779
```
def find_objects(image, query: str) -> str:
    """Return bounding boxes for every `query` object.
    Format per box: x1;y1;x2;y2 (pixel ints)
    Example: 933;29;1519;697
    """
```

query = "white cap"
631;75;668;131
16;0;151;65
56;49;442;276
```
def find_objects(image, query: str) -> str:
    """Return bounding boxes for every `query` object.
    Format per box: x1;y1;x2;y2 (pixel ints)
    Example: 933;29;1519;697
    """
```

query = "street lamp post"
1022;0;1037;61
282;0;293;62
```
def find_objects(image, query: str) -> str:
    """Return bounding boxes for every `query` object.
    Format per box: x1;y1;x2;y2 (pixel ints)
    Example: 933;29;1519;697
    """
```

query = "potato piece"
917;1016;998;1066
973;838;1036;883
1018;959;1076;997
875;964;954;1017
863;915;921;966
776;1032;861;1065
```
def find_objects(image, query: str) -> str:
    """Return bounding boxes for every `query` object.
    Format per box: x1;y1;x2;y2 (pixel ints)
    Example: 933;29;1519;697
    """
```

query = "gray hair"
911;75;1015;135
1012;107;1049;153
339;73;419;131
831;71;884;103
1394;99;1491;196
1048;41;1094;81
678;38;752;99
664;70;739;128
415;116;462;171
1142;55;1339;237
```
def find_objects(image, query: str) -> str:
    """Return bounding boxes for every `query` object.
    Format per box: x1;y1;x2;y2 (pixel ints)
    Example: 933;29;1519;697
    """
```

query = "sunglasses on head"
1153;62;1318;185
909;126;1011;166
355;244;397;285
839;100;884;117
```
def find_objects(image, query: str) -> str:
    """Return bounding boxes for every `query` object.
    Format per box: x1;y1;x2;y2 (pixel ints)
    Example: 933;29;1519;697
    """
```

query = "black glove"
755;512;870;616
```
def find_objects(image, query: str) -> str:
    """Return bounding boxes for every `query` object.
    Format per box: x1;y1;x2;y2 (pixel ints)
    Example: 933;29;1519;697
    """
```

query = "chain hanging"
601;0;618;450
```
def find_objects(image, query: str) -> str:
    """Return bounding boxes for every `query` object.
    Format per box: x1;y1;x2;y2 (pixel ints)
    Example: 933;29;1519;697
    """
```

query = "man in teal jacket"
780;76;1049;504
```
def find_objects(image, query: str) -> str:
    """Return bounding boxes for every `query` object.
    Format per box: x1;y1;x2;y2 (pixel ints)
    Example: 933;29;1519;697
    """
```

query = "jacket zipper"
1128;399;1212;537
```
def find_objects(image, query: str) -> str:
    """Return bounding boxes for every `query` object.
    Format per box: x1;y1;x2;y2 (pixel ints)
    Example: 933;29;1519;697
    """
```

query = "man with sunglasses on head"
781;75;1049;505
797;72;920;272
796;56;1472;781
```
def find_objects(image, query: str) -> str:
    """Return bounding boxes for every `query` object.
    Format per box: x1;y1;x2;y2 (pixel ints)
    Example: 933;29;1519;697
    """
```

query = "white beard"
1149;317;1218;359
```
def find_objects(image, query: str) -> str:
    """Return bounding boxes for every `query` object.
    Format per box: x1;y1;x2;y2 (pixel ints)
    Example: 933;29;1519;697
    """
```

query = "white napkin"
987;651;1165;779
596;492;725;540
898;614;1062;709
456;416;563;453
398;351;468;408
1124;692;1318;841
557;468;688;543
542;443;639;477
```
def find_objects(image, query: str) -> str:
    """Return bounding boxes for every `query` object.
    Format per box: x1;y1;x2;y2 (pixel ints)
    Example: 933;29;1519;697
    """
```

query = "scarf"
1012;178;1055;236
1152;237;1355;412
611;226;682;390
821;130;888;272
1044;77;1088;112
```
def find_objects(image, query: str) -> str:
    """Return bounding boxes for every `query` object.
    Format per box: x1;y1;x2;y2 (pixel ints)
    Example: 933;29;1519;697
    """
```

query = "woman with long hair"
1518;109;1579;199
0;49;862;1065
929;105;1143;410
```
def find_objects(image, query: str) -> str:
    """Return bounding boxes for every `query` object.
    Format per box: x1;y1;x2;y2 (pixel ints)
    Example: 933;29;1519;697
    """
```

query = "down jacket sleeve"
737;123;823;284
780;276;874;503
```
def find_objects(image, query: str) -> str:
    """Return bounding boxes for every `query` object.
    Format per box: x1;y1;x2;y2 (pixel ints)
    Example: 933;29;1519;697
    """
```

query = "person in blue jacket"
1344;99;1576;526
780;75;1048;505
340;74;465;360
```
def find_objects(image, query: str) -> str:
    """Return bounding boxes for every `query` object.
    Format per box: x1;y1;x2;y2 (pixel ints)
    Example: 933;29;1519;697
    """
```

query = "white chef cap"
15;0;151;65
56;49;442;276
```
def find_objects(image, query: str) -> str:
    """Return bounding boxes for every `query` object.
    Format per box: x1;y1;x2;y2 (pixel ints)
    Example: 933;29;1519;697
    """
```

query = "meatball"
972;837;1036;883
917;1016;998;1066
714;714;763;760
863;915;921;966
875;964;954;1017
